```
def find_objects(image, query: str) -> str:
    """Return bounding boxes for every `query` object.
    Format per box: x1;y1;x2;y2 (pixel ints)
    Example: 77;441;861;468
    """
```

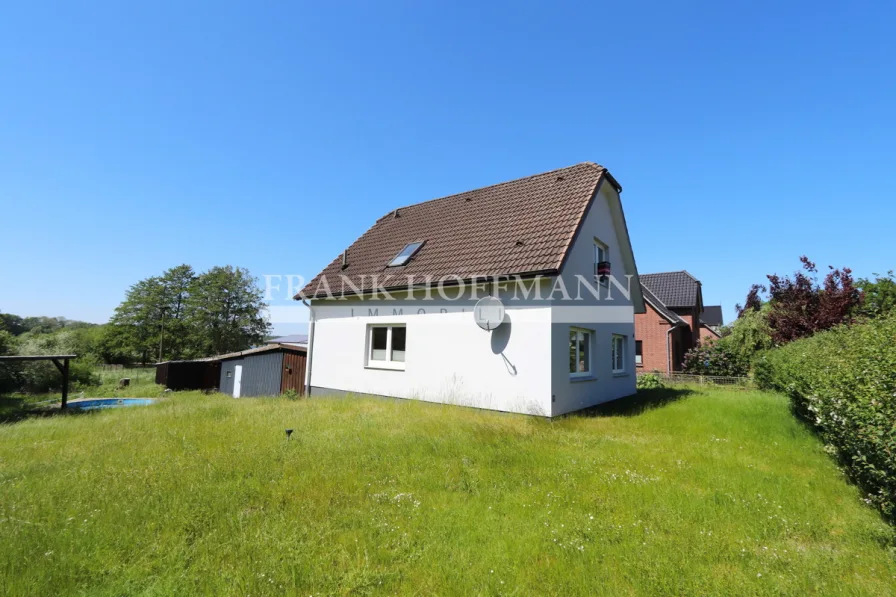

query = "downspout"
666;322;682;375
302;298;315;397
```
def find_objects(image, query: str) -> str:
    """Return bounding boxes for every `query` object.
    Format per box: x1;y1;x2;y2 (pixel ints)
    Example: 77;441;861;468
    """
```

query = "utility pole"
158;307;168;363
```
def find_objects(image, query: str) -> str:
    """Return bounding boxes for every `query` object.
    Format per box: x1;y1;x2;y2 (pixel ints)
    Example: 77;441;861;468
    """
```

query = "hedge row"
754;315;896;520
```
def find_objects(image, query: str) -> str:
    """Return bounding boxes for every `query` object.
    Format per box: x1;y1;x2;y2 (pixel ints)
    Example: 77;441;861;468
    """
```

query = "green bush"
636;373;664;389
682;340;750;377
754;314;896;520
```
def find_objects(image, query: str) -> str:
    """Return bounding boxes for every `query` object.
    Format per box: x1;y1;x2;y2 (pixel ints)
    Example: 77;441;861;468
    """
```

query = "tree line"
0;264;271;393
107;264;270;363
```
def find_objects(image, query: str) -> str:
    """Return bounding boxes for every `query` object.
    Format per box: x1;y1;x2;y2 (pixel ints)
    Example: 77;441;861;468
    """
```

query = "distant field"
94;365;156;386
0;388;893;596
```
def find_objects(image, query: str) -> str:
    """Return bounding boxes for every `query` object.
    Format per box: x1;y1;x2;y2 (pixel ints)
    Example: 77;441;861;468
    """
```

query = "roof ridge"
641;270;689;276
680;270;701;284
383;162;604;214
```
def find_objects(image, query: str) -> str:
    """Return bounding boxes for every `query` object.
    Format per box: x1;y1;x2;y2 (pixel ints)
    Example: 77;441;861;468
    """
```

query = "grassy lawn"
0;387;893;596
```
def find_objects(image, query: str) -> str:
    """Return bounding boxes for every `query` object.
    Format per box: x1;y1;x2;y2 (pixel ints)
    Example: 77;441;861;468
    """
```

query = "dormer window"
387;241;424;267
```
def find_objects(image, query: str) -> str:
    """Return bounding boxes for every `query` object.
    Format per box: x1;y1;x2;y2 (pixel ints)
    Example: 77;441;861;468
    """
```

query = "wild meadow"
0;387;894;596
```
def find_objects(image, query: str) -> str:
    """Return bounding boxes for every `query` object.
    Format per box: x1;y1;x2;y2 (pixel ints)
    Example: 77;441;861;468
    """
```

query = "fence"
638;372;753;388
95;364;155;371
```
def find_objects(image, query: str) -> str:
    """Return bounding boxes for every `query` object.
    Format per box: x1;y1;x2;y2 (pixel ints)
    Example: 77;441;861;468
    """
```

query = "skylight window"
387;241;424;267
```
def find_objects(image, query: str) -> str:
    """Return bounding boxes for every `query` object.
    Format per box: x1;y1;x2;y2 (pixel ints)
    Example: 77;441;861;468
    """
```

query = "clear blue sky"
2;1;894;334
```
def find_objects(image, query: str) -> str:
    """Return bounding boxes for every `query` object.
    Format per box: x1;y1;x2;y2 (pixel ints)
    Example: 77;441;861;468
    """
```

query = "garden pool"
68;398;156;410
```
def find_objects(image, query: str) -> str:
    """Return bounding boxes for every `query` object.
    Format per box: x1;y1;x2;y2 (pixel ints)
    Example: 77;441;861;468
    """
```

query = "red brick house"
698;305;723;344
634;271;722;373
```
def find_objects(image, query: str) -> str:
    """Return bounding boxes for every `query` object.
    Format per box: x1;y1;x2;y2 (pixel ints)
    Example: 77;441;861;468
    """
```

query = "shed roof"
266;334;308;345
214;343;306;361
298;162;638;300
156;343;305;366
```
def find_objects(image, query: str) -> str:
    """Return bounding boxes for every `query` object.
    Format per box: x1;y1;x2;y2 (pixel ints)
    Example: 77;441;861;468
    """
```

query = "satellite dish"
474;296;505;331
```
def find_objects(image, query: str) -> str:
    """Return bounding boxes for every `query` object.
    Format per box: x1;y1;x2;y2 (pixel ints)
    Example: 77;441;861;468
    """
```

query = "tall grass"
0;388;893;596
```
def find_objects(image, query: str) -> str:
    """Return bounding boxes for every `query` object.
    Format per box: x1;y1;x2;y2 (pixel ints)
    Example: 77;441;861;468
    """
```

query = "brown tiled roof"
641;285;685;325
299;163;619;298
639;271;702;308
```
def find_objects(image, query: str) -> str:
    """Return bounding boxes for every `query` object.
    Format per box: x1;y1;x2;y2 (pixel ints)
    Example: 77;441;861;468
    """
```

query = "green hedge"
754;315;896;520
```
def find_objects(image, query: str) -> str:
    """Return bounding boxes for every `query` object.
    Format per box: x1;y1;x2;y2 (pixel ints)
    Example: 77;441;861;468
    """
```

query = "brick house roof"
639;271;702;308
700;305;724;327
641;285;685;325
299;163;630;299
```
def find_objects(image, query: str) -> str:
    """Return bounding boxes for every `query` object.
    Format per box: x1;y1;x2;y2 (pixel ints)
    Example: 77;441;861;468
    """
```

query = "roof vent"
341;250;348;270
465;197;472;202
393;209;400;218
556;175;565;182
515;240;525;247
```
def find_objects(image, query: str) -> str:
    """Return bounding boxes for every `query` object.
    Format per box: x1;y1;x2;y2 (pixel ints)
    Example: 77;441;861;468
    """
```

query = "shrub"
755;314;896;520
636;373;664;389
682;341;749;377
282;388;301;401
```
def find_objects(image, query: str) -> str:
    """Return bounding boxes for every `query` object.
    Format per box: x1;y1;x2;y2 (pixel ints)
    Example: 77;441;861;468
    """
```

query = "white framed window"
569;327;593;377
635;340;643;366
612;334;627;373
367;324;406;370
594;238;609;287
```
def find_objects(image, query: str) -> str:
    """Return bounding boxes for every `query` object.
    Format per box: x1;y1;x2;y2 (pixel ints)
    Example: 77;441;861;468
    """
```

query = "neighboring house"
297;162;646;417
635;271;717;373
265;334;308;348
698;305;724;343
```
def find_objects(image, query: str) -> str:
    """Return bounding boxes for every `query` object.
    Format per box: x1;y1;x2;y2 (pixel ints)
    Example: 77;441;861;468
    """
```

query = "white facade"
305;181;640;416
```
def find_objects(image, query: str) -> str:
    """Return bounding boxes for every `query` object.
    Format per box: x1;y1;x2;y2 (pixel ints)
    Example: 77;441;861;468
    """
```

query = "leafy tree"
187;266;270;355
109;276;166;363
736;256;860;346
765;257;859;344
856;271;896;320
0;330;13;356
735;284;765;318
108;265;198;363
0;330;18;392
719;305;774;363
14;331;99;392
0;312;26;336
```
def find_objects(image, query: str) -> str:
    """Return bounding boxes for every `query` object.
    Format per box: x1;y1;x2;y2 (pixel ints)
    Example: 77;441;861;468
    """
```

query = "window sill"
365;362;405;371
612;372;630;378
569;375;597;383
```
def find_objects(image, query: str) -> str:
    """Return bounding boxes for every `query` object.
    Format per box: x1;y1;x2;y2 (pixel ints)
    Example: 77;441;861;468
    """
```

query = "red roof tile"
299;163;616;298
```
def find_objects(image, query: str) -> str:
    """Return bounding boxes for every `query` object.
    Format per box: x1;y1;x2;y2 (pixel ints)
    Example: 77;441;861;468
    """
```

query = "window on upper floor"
635;340;643;366
594;238;609;287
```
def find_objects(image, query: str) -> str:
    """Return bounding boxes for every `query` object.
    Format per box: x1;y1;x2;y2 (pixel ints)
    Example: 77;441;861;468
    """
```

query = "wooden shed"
155;359;221;391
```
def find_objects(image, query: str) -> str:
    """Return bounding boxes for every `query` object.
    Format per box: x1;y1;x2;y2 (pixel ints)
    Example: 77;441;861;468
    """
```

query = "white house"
297;162;645;417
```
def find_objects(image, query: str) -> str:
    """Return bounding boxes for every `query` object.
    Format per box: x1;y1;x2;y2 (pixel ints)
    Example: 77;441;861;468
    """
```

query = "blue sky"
1;1;894;334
